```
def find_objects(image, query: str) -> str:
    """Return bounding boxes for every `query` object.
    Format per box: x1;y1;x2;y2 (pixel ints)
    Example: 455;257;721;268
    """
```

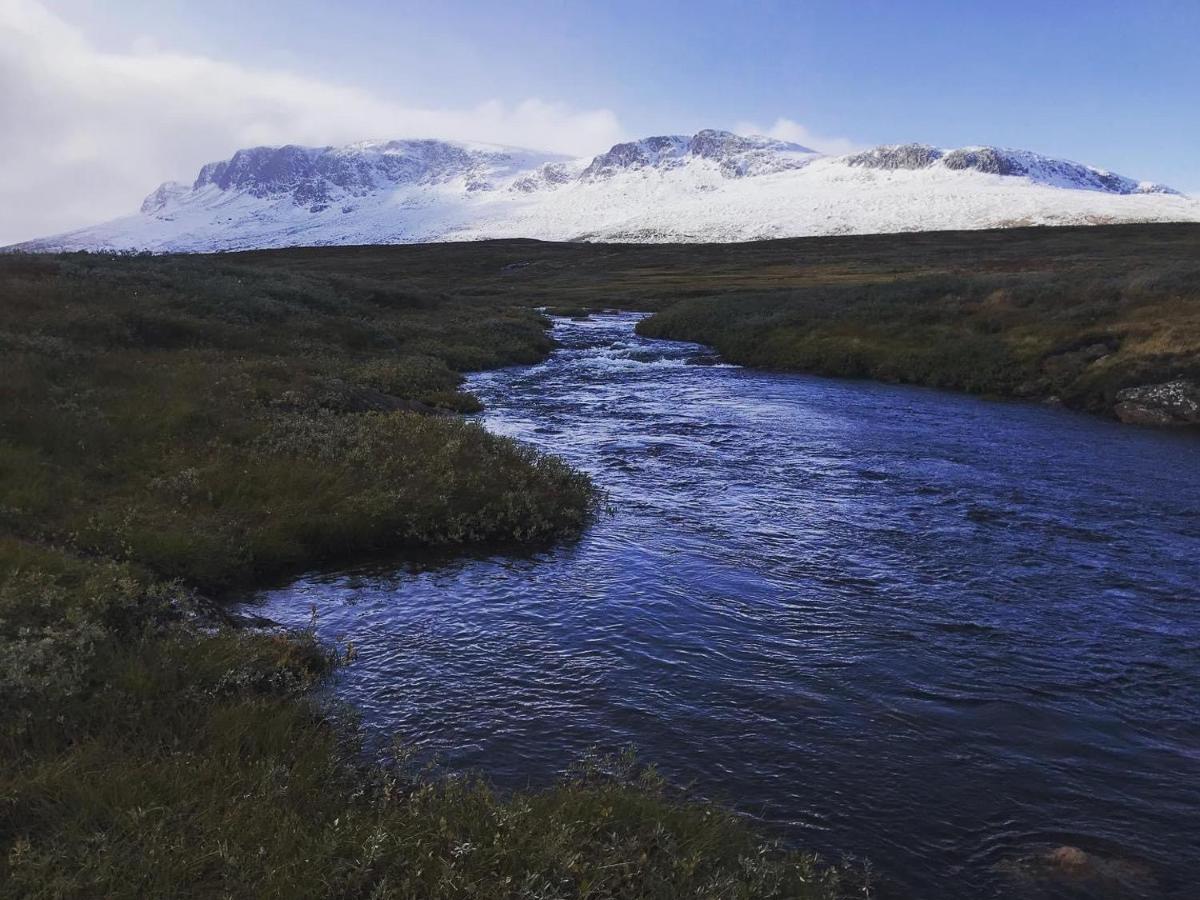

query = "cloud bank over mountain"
0;0;629;243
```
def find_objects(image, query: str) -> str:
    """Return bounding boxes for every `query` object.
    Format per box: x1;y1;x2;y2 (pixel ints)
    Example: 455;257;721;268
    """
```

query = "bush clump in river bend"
0;252;592;590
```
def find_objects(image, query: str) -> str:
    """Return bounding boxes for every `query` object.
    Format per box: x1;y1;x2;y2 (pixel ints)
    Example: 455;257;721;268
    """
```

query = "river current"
252;313;1200;899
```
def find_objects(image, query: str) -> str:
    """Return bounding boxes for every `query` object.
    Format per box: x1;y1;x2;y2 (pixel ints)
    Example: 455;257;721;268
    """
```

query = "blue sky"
2;0;1197;242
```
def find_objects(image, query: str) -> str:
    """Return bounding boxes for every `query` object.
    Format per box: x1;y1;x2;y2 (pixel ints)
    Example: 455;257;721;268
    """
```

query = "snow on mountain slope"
14;131;1200;252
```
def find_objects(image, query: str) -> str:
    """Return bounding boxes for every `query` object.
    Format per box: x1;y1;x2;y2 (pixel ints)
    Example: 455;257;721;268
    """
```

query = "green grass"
635;265;1200;415
5;223;1194;897
0;252;592;591
0;545;858;899
0;249;859;898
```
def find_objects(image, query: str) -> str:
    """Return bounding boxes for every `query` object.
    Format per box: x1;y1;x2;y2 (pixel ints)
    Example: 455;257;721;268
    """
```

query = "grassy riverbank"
0;252;855;897
227;223;1200;421
4;223;1192;896
2;544;856;898
634;226;1200;418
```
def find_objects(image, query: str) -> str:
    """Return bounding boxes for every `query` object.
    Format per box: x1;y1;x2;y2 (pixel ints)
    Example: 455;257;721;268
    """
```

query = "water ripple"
251;313;1200;899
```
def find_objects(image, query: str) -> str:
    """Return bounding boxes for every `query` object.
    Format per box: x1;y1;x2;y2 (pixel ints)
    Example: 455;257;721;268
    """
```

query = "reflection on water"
251;314;1200;899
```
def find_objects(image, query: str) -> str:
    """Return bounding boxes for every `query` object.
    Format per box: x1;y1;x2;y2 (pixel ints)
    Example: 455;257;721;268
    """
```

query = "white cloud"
733;117;863;156
0;0;627;244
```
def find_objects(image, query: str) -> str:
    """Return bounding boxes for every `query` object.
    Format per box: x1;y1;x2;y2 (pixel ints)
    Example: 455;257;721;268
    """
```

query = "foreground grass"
0;546;856;899
0;252;856;898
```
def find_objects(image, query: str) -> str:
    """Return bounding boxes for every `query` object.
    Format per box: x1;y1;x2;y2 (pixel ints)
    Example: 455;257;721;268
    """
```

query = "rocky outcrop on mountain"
579;135;689;179
945;147;1177;194
847;143;944;170
943;147;1023;176
511;162;575;193
685;130;816;177
139;181;189;214
847;143;1178;195
578;130;817;181
180;140;565;212
1113;380;1200;425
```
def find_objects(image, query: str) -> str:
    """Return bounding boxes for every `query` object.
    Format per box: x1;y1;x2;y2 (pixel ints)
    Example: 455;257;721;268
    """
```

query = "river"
251;313;1200;898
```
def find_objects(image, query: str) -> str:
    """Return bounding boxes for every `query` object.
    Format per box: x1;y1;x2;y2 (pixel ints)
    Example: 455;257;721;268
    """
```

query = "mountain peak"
15;130;1197;253
845;143;1179;195
579;129;820;181
174;139;568;213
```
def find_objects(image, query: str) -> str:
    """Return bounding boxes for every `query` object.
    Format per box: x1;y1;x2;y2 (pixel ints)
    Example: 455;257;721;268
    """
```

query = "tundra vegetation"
2;222;1195;897
635;234;1200;419
0;251;855;898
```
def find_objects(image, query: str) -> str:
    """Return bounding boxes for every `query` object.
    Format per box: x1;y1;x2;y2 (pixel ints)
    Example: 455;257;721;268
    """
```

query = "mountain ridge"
13;130;1199;252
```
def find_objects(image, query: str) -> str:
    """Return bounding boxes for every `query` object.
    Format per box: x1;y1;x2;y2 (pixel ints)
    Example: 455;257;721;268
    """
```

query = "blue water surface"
252;314;1200;899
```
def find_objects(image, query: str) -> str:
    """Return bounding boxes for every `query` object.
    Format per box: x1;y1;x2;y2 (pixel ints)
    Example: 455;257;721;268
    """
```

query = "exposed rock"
579;135;689;179
1113;379;1200;426
942;147;1180;195
944;146;1025;176
188;140;548;207
995;844;1157;896
579;130;815;181
1045;845;1090;871
510;162;573;193
140;181;189;214
846;143;942;170
686;130;815;177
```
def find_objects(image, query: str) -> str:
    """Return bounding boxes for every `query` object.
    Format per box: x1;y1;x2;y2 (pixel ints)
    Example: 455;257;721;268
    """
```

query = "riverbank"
274;311;1197;899
0;252;854;897
633;246;1200;425
4;223;1194;894
234;223;1200;427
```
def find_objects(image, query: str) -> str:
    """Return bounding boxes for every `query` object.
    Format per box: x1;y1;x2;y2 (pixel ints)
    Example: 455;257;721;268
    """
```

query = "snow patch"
14;132;1199;252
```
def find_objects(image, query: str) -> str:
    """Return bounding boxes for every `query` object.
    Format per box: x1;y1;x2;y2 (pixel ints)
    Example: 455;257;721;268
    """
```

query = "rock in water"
1045;845;1090;872
995;843;1158;897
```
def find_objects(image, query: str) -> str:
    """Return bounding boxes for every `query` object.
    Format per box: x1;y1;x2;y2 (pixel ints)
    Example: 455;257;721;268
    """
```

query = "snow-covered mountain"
14;131;1200;252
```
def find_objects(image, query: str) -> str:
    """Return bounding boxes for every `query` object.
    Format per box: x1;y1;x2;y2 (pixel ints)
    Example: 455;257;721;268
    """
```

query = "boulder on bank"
1113;380;1200;426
